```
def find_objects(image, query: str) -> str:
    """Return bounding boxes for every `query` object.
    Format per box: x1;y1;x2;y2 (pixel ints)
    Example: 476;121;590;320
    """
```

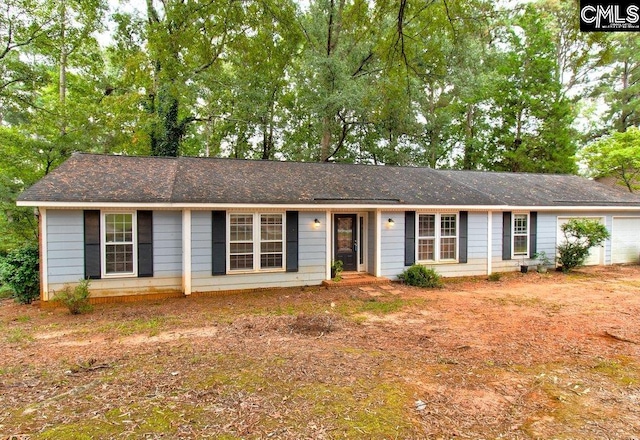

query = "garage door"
612;217;640;264
557;217;604;266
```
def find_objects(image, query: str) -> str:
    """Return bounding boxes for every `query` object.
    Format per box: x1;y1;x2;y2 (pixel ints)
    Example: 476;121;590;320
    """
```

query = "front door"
334;214;358;271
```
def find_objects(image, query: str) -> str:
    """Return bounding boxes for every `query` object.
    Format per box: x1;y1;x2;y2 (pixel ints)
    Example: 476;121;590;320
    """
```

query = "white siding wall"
191;211;327;292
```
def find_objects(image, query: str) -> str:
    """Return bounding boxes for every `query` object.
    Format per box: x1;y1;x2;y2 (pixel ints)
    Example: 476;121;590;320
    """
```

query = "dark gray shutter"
502;211;512;260
137;211;153;277
286;211;299;272
529;212;537;257
84;210;101;279
405;211;416;266
459;211;468;263
211;211;226;275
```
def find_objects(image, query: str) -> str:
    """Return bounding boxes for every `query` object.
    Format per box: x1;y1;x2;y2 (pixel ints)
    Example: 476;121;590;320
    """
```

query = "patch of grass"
295;381;417;438
15;315;31;323
592;356;638;386
96;316;167;336
5;328;34;344
355;297;405;315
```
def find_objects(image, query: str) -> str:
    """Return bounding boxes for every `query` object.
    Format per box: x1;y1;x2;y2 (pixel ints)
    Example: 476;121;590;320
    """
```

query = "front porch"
322;271;390;288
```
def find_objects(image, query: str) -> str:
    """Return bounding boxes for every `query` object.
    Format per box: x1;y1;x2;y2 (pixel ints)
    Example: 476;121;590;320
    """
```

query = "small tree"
0;244;40;304
54;279;92;314
557;219;610;273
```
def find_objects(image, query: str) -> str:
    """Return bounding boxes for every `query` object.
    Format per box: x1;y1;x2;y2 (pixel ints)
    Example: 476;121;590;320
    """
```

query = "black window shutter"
286;211;299;272
459;211;468;263
84;210;101;279
211;211;226;275
529;211;537;257
502;212;512;260
137;211;153;277
405;211;416;266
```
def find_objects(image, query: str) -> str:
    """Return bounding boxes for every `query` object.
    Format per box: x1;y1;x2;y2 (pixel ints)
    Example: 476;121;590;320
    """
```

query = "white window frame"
227;212;286;273
101;211;137;278
416;212;459;263
512;212;530;258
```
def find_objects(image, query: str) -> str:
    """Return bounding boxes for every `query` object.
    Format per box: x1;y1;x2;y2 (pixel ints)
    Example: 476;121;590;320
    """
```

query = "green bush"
488;272;501;282
557;219;610;273
54;279;93;314
398;264;443;288
0;244;40;304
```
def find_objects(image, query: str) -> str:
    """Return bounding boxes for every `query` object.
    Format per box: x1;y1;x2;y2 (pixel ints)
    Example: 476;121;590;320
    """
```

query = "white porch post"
375;210;382;277
182;209;192;295
325;210;332;280
39;208;49;300
487;211;493;275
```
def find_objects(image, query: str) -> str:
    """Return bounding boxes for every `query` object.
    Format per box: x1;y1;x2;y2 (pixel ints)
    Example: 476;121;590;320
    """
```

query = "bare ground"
1;265;639;439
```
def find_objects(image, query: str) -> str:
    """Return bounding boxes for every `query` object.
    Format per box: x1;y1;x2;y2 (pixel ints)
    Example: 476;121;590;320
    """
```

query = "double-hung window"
417;213;458;262
103;212;136;277
229;213;284;272
512;213;529;257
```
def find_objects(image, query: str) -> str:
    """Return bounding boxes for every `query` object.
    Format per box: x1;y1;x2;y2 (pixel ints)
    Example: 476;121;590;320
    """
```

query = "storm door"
334;214;358;271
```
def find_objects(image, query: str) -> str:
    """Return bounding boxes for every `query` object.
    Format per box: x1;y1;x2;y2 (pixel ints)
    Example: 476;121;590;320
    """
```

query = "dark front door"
334;214;357;271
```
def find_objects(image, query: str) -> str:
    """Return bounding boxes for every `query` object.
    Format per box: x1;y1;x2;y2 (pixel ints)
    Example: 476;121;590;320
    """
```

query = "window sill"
416;260;459;265
226;269;287;275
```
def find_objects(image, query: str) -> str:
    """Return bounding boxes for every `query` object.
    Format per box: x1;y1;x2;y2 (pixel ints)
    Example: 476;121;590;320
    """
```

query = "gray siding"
381;211;493;279
191;211;327;292
380;211;405;278
153;211;182;277
47;210;84;285
46;209;182;299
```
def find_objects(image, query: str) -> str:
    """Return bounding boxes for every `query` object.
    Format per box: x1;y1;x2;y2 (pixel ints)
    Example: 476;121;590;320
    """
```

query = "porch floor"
322;272;391;288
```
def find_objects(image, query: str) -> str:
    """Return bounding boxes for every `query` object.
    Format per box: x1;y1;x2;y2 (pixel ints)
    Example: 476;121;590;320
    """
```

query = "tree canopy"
1;0;639;250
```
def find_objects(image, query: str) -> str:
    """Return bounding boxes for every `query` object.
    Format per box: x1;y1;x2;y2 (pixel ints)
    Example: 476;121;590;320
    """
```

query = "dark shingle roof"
17;153;640;207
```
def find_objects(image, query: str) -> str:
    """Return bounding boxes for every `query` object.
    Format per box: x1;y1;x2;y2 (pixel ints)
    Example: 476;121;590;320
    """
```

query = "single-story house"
17;153;640;303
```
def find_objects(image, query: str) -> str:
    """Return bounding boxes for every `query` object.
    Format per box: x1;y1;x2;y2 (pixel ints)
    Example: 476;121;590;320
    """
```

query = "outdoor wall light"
388;218;395;226
314;218;321;227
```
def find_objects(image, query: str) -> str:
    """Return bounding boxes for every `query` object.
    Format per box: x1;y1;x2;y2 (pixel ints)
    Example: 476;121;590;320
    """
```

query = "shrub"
557;219;610;273
488;272;501;282
0;244;40;304
398;264;443;288
54;279;93;314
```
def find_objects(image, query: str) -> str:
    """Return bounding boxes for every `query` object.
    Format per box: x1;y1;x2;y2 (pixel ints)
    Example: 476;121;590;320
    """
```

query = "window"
229;213;284;272
417;213;458;262
103;212;136;276
513;213;529;257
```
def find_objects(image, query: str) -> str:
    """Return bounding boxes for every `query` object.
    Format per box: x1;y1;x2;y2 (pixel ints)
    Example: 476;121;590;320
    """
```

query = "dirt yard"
1;266;639;439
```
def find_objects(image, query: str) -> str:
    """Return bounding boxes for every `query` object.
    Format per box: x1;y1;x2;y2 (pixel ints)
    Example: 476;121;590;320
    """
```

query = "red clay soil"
1;265;639;439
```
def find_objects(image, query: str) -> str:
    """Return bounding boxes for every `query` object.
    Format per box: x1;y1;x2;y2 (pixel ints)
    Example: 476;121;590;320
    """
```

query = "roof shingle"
17;153;640;207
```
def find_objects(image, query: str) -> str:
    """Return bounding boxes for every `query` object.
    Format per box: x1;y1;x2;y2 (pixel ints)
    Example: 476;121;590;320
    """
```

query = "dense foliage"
0;244;40;304
1;0;639;250
557;219;610;273
399;265;443;288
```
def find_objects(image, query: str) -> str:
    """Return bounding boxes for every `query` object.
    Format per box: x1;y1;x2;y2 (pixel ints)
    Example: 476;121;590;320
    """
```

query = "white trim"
100;211;138;278
40;208;49;300
226;212;286;274
325;210;332;280
375;210;381;277
415;212;459;264
182;209;192;295
511;212;530;259
17;200;640;212
487;211;492;275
